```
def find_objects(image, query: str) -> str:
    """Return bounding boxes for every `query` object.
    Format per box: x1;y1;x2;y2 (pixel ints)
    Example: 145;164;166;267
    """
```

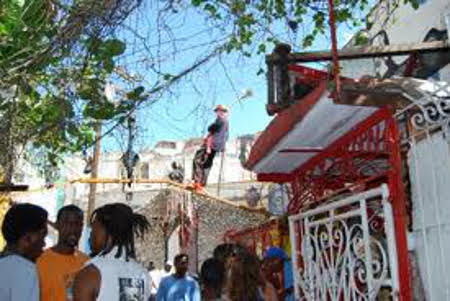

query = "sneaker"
194;183;205;193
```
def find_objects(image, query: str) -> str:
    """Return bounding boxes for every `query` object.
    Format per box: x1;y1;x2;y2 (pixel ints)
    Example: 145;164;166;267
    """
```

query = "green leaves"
335;8;352;23
100;39;126;57
126;86;147;101
204;3;218;17
0;0;22;35
410;0;420;9
191;0;204;6
84;38;126;73
188;0;421;60
354;31;368;46
78;78;105;100
103;57;115;73
257;43;267;54
163;74;173;81
22;0;51;29
302;34;315;48
0;0;137;180
84;98;116;120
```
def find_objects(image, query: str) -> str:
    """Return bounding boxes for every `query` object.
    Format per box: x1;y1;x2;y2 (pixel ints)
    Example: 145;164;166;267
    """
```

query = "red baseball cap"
214;104;228;112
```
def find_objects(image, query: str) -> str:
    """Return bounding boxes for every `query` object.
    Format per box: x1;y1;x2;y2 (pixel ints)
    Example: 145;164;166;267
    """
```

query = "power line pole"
217;151;225;197
87;122;102;220
86;83;115;219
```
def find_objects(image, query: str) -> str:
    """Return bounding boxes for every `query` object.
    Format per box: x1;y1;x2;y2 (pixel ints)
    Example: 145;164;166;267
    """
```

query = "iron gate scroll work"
289;185;400;300
286;108;411;300
397;79;450;300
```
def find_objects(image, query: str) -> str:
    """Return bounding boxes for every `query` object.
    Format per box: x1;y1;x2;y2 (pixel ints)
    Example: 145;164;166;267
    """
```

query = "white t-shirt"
0;254;39;301
86;248;151;301
149;269;162;294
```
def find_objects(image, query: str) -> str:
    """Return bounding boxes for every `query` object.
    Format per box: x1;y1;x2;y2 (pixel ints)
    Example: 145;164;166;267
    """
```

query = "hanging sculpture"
168;161;184;183
245;186;261;207
121;113;140;189
268;184;290;216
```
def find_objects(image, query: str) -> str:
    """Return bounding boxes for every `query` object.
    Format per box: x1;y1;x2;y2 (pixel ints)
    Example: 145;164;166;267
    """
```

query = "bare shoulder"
76;251;90;262
76;264;100;280
73;264;101;301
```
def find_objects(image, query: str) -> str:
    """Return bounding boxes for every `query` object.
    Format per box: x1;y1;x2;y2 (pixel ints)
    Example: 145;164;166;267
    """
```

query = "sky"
100;1;366;153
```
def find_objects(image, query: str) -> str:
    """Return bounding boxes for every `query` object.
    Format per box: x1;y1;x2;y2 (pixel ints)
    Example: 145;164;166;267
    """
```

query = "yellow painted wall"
0;194;10;251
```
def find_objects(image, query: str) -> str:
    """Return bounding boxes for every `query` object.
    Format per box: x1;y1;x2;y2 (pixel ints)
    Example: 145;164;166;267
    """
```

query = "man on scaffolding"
192;104;229;190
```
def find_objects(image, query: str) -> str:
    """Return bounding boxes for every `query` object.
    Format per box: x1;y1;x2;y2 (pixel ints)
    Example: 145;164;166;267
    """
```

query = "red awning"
246;67;378;180
245;82;328;171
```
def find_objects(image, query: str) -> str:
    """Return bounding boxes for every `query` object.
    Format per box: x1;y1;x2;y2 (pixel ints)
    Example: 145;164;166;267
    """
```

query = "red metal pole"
387;116;412;301
327;0;341;100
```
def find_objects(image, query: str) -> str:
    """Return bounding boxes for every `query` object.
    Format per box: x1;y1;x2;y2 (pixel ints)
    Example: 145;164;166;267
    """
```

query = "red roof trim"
246;82;327;170
257;173;293;183
288;65;331;85
279;147;323;153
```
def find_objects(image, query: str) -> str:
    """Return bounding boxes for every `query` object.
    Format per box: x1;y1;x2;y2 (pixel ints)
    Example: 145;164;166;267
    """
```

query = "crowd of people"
0;202;294;301
199;244;294;301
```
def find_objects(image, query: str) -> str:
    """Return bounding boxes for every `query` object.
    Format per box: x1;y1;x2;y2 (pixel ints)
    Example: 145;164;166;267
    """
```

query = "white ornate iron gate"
398;79;450;300
289;185;400;300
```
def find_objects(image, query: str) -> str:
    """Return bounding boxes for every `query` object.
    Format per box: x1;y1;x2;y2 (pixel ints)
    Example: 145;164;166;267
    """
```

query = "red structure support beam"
279;147;323;153
387;118;412;301
327;0;341;101
257;173;293;182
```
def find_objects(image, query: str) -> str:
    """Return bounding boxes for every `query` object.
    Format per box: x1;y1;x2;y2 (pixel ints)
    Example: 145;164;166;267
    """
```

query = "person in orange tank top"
37;205;88;301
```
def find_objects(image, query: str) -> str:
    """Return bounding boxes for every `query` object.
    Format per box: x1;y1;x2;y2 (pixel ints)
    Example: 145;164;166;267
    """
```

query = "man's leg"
192;148;206;184
201;150;216;186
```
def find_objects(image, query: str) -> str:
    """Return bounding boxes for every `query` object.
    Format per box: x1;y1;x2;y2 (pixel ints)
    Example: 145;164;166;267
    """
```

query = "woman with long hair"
223;250;266;301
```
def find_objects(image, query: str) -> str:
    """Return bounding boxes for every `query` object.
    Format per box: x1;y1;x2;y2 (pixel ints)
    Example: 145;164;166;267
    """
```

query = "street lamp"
240;88;253;99
230;88;254;109
266;43;292;115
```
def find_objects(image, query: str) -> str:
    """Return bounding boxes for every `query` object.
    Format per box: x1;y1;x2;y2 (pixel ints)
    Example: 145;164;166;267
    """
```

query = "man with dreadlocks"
73;203;151;301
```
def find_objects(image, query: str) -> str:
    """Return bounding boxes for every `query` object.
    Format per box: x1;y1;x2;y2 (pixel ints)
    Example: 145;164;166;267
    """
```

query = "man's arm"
191;281;201;301
73;264;100;301
208;118;223;134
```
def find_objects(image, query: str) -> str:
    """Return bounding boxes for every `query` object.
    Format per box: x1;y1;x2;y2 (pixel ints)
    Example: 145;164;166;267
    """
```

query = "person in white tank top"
73;203;151;301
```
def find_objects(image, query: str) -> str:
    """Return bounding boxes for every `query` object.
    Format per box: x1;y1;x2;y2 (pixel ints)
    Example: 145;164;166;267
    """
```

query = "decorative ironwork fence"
286;107;411;300
289;185;399;300
397;79;450;300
